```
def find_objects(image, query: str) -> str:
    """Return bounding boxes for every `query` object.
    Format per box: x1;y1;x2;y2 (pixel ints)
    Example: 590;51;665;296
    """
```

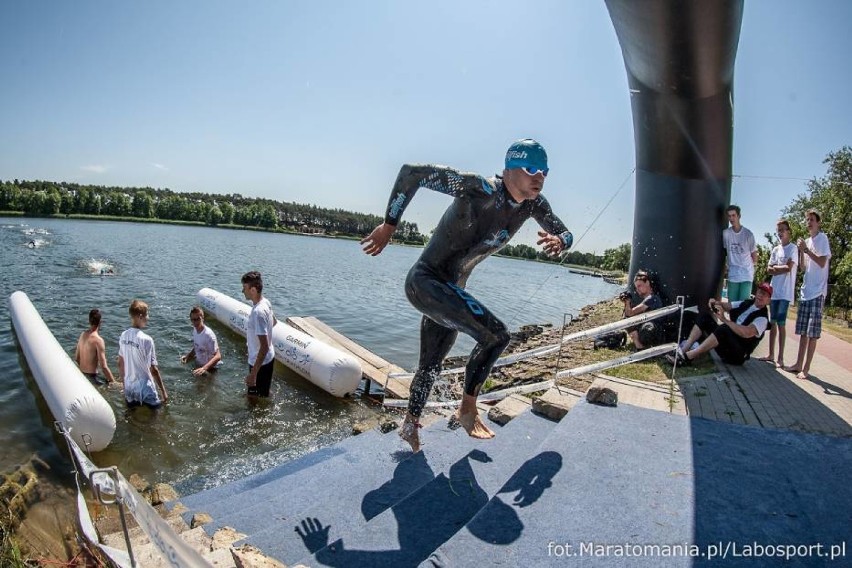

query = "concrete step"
296;409;559;567
424;401;696;567
193;420;440;537
176;429;382;517
240;419;487;562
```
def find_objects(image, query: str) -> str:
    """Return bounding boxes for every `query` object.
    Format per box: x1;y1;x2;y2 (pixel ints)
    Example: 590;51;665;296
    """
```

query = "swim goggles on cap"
521;166;548;177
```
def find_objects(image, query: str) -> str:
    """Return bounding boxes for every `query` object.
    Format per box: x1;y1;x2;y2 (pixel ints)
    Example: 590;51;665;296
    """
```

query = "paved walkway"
589;321;852;437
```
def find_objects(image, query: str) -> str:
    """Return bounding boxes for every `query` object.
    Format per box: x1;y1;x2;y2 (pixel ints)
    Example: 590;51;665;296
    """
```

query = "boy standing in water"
75;308;116;384
241;271;276;397
180;306;222;376
118;300;168;408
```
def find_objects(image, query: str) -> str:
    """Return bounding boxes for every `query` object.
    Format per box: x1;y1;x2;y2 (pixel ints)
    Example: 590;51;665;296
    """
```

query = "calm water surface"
0;217;617;493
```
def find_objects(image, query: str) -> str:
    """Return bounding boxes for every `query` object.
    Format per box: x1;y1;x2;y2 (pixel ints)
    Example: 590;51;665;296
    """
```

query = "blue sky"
1;1;849;253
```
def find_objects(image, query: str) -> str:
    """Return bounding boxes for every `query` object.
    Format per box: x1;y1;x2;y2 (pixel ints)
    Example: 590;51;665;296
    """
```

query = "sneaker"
666;349;691;367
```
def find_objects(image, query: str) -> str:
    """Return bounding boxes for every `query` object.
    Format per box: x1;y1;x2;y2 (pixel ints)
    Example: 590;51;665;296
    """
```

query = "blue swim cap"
504;138;548;171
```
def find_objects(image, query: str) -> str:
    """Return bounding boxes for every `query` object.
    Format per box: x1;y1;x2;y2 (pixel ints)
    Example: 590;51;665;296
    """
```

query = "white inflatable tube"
9;291;116;452
196;288;362;397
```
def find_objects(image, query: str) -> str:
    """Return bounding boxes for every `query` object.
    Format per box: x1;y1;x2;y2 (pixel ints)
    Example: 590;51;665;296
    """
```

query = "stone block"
532;387;581;421
487;394;532;425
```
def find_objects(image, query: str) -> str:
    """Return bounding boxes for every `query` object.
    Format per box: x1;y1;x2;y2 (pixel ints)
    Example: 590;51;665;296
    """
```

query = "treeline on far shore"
0;179;631;271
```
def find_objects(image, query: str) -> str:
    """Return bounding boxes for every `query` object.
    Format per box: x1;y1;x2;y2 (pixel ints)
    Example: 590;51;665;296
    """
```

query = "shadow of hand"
295;517;331;553
513;476;552;507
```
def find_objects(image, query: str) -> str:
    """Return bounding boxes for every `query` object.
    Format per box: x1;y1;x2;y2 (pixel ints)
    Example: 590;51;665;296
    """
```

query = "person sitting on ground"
180;306;222;376
74;308;116;385
621;269;663;350
667;282;771;367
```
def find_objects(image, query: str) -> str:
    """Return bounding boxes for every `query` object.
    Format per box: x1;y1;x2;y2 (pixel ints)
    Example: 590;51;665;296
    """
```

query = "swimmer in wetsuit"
361;139;573;452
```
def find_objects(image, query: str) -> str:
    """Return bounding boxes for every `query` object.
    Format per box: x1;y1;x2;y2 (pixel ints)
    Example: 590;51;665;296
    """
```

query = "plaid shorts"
795;296;824;338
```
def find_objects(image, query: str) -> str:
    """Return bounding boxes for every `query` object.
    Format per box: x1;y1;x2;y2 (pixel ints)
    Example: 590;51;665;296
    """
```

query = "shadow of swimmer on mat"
294;450;562;566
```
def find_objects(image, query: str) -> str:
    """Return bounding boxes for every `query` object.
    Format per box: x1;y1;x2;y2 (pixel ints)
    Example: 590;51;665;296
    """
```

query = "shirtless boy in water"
75;308;116;385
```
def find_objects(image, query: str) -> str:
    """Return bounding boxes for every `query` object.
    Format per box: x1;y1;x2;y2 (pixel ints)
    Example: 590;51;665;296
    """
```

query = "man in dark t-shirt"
621;270;663;350
361;139;573;452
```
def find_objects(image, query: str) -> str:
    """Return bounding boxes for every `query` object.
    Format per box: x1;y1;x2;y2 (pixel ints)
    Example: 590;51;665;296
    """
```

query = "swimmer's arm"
530;196;573;252
363;165;482;256
117;355;125;382
383;164;482;225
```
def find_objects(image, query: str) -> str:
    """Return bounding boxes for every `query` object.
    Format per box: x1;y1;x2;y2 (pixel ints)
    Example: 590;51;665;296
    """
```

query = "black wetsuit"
384;165;573;417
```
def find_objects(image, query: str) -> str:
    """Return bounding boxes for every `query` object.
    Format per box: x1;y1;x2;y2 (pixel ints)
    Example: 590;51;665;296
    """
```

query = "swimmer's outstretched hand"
360;223;396;256
537;231;565;257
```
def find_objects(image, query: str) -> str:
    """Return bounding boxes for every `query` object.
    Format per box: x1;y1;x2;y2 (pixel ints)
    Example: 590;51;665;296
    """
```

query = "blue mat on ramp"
426;400;852;567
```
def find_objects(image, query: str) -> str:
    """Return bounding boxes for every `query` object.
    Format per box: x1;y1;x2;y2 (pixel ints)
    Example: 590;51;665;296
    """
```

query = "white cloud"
80;164;108;173
151;163;168;171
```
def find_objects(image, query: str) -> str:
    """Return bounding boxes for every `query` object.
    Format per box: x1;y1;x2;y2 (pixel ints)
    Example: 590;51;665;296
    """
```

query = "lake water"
0;217;618;494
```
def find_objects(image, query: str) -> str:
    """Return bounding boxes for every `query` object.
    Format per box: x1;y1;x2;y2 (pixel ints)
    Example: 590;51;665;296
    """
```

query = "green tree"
132;193;155;218
206;205;223;226
219;201;235;224
602;243;631;272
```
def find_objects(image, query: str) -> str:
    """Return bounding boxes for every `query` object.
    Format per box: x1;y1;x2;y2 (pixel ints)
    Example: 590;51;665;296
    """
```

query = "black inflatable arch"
606;0;744;309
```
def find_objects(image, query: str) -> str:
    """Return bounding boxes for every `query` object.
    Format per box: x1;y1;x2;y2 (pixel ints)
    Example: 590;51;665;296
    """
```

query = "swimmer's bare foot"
783;365;802;374
399;420;422;453
455;410;495;440
775;358;784;369
796;371;809;380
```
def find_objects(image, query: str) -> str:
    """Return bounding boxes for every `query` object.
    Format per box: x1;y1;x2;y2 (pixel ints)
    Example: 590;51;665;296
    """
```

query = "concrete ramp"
174;401;851;567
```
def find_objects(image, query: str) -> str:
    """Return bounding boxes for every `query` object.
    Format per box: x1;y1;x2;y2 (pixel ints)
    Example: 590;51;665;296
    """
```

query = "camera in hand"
618;290;631;301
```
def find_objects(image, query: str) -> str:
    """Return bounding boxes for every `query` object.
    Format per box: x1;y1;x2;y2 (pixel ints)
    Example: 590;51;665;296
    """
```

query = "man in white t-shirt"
118;299;168;408
667;282;771;367
785;210;832;380
757;219;798;368
241;271;276;397
180;306;222;376
722;205;758;301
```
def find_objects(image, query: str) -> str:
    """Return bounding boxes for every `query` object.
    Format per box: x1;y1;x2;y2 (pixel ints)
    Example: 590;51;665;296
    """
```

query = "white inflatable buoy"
197;288;362;397
9;291;116;451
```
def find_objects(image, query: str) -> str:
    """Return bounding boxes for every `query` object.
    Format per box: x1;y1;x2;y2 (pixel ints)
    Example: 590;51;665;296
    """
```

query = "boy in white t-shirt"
118;299;168;408
241;271;276;397
180;306;222;376
722;205;758;301
784;210;832;380
758;219;798;368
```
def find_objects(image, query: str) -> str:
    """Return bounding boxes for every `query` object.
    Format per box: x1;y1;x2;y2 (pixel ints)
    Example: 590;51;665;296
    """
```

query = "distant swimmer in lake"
118;300;168;408
74;308;116;385
27;240;36;248
180;306;222;376
100;267;115;276
361;138;574;452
